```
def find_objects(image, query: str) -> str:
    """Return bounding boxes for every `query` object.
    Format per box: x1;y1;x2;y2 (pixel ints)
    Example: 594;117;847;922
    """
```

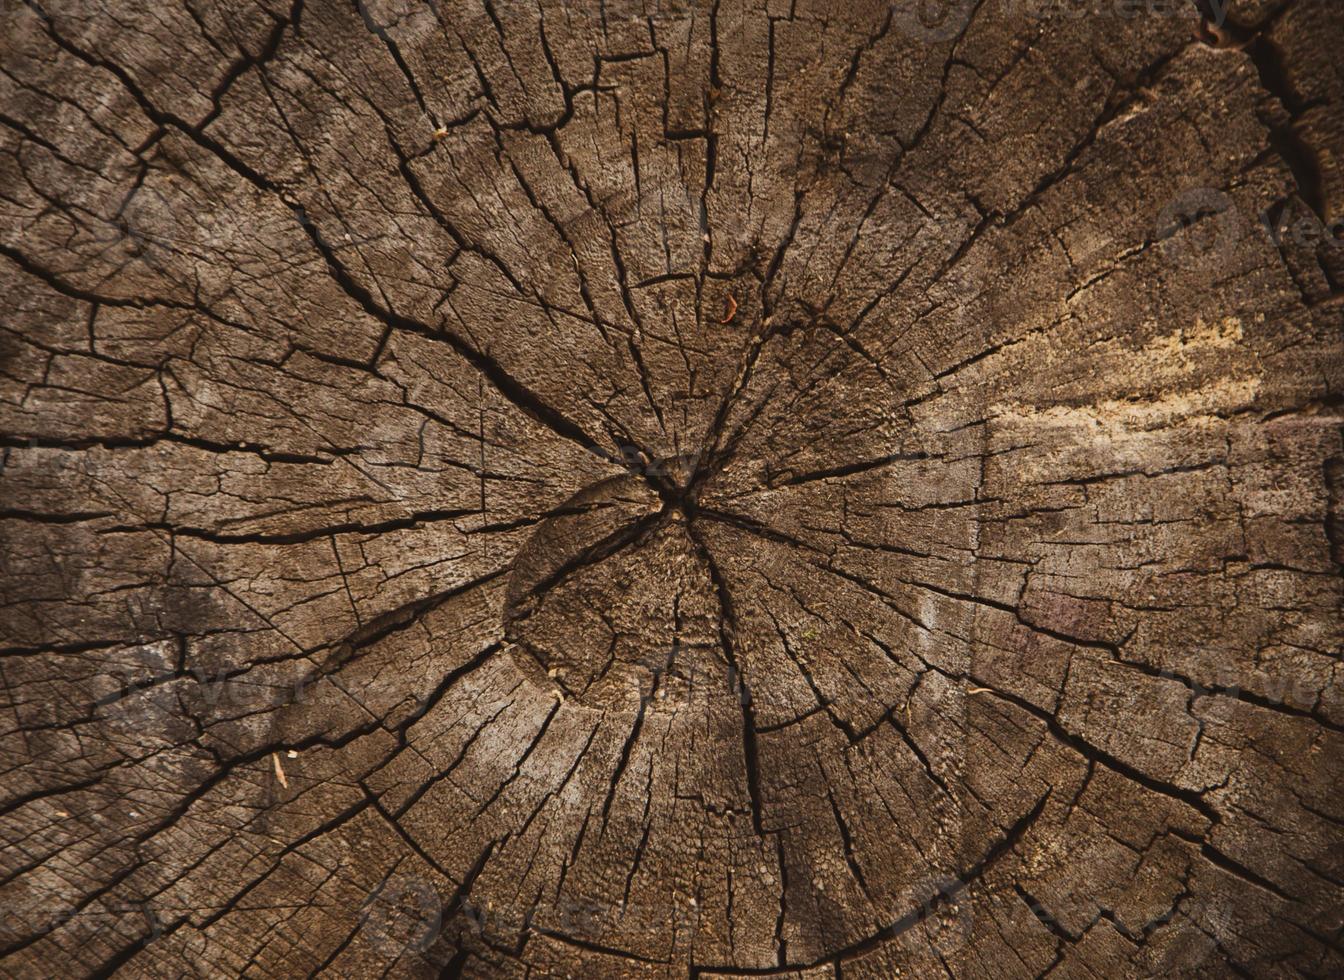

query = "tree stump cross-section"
1;0;1342;976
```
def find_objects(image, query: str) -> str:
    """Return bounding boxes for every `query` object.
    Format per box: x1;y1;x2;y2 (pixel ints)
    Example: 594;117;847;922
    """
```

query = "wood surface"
1;0;1342;976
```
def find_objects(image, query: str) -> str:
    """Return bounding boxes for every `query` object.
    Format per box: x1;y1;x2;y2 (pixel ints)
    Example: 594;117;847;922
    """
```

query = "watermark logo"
1155;187;1344;272
894;0;980;43
1005;0;1205;22
97;648;316;749
893;0;1217;44
1154;187;1240;270
0;901;164;951
360;874;442;957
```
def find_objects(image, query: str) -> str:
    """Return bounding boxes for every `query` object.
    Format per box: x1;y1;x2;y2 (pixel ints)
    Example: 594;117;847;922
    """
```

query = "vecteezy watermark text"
1155;187;1344;270
894;0;1224;43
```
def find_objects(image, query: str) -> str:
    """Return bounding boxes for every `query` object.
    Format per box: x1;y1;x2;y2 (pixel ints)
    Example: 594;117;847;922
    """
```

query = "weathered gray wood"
1;0;1341;976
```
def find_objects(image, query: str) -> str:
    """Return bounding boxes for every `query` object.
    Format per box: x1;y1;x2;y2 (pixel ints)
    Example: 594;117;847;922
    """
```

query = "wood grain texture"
1;0;1341;976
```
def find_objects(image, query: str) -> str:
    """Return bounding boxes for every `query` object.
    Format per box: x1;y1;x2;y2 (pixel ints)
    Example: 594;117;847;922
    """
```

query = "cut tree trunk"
1;0;1342;977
